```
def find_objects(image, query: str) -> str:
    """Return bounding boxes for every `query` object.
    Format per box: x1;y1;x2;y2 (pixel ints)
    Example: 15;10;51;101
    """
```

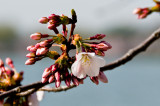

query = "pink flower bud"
27;45;37;52
39;39;53;47
42;77;48;83
72;76;79;86
48;14;56;20
42;68;50;78
90;34;106;40
25;58;36;65
48;23;56;30
65;76;71;87
5;67;13;76
55;80;61;88
96;42;112;51
55;71;61;81
30;32;42;40
50;64;57;72
133;8;151;19
0;59;4;68
36;47;48;56
133;8;142;14
48;75;55;83
39;17;49;24
98;71;108;83
90;77;99;85
26;52;36;58
48;14;60;20
47;23;59;34
35;43;40;49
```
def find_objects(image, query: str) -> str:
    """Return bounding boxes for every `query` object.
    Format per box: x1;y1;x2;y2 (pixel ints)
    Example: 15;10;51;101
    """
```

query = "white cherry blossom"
71;52;106;79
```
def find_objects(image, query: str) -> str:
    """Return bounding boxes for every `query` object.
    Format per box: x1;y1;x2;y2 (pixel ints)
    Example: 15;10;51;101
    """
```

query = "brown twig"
0;28;160;99
100;27;160;71
39;84;76;92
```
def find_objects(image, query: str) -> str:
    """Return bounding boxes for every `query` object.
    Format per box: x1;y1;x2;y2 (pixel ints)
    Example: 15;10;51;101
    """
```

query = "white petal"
83;59;100;77
36;91;44;101
92;56;106;67
71;60;86;79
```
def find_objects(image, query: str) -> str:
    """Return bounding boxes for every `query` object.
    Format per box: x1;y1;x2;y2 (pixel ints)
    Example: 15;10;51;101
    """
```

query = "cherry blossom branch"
100;27;160;71
0;27;160;99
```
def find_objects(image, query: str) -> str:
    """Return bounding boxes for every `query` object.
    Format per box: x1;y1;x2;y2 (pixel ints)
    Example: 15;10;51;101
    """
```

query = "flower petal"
92;56;106;67
71;60;86;79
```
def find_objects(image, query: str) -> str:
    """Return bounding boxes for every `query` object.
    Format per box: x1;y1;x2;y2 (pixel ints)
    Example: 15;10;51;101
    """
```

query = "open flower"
71;52;106;79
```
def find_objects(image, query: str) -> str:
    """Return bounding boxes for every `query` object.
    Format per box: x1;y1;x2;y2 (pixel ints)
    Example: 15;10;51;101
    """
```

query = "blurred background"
0;0;160;106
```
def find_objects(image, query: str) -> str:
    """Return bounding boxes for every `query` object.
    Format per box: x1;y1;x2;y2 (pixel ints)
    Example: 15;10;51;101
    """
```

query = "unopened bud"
36;47;48;56
65;76;71;87
98;71;108;83
39;17;49;24
48;75;54;83
90;77;99;85
72;76;79;86
55;71;61;81
96;43;110;51
39;39;53;47
26;52;36;58
50;64;57;72
41;77;48;83
133;8;142;14
90;34;106;40
27;45;37;52
42;68;50;78
55;80;61;88
6;58;14;68
25;58;36;65
30;32;42;40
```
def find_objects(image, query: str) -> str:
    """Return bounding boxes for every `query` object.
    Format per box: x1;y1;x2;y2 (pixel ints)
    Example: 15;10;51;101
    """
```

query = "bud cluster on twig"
25;9;112;88
133;0;160;19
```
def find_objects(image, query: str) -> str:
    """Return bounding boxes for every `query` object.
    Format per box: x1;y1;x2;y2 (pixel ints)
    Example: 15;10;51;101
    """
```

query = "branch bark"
0;28;160;99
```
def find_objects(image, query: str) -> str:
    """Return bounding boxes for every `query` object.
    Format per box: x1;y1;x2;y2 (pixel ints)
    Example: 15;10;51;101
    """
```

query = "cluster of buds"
26;9;111;88
0;58;27;105
0;58;23;91
133;0;160;19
